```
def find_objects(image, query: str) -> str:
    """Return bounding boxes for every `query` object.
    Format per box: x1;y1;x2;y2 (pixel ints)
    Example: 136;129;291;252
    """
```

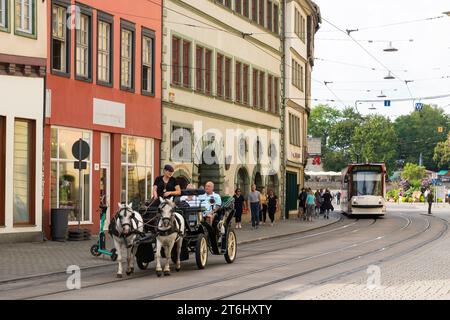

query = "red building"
43;0;162;238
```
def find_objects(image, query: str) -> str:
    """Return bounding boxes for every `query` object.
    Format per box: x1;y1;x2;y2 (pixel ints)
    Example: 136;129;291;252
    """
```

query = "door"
286;172;298;217
100;134;111;229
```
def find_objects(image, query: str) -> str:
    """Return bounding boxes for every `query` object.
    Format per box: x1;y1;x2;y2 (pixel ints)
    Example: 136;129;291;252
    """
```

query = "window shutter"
172;37;179;84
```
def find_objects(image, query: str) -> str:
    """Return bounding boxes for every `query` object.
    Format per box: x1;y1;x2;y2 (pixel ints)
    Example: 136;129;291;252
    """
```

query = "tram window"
352;172;382;196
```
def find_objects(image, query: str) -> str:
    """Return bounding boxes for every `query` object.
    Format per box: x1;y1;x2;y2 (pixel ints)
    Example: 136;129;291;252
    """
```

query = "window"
235;0;241;15
216;53;223;97
289;114;301;147
243;0;249;17
292;59;304;91
259;70;264;109
266;0;272;31
0;0;9;30
252;69;258;107
171;125;192;162
294;9;306;42
274;77;279;113
51;128;91;222
225;57;232;100
171;36;191;88
0;117;5;226
182;40;191;88
172;36;180;85
97;13;113;85
195;45;212;94
13;119;35;225
52;3;69;74
243;64;249;105
267;74;273;113
273;3;279;34
258;0;264;27
142;28;155;95
15;0;35;36
251;0;257;22
236;62;249;105
235;62;241;102
75;12;91;80
121;136;154;210
120;20;135;91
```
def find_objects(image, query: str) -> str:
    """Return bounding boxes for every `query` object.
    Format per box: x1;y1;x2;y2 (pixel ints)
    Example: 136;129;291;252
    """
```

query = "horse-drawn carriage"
132;189;237;273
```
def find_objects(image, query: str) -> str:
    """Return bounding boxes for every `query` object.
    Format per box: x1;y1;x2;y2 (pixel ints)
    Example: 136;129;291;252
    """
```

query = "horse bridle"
116;206;140;238
157;202;181;237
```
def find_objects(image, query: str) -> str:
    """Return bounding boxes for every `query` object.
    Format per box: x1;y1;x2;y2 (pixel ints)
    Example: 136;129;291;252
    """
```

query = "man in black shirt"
152;164;181;205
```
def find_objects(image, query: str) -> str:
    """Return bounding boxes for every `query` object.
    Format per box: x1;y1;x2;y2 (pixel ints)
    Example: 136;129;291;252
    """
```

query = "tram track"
6;213;422;300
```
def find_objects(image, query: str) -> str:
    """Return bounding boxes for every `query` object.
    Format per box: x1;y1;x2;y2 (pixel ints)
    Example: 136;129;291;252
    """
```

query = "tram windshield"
352;171;382;196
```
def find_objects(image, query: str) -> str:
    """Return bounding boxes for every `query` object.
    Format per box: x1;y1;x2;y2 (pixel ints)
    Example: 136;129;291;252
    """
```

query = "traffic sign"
415;103;423;111
74;161;87;170
384;100;391;107
72;139;90;161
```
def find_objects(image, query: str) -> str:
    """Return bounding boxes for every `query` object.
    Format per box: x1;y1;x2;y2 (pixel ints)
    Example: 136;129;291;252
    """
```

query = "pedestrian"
248;184;261;229
267;189;278;226
298;188;308;220
322;189;333;219
306;188;316;222
314;190;321;215
179;184;199;207
260;187;268;225
336;191;341;205
427;188;434;215
233;188;246;229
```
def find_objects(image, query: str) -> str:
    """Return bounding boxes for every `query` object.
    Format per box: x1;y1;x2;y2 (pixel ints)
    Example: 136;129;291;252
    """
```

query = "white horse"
156;197;185;277
110;202;144;278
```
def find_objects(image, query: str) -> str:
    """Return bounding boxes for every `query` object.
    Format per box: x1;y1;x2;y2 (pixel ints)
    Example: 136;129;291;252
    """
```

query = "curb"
0;215;342;285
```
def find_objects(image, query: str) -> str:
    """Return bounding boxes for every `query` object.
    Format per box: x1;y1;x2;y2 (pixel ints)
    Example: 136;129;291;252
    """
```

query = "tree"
400;163;427;182
308;104;341;147
433;133;450;168
350;115;398;174
395;105;449;170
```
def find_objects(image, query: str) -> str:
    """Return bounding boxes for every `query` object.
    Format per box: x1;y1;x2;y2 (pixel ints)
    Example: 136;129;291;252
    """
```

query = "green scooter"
90;201;118;261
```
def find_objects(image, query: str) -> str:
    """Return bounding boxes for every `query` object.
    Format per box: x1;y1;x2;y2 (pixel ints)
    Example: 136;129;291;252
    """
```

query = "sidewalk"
0;215;339;283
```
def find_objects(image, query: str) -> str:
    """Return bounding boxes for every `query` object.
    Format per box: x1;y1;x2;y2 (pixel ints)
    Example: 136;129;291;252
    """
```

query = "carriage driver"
198;181;222;228
152;164;181;206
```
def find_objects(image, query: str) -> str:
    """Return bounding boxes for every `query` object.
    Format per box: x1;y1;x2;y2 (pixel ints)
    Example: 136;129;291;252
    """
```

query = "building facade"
284;0;320;215
162;0;282;215
43;0;162;238
0;0;47;242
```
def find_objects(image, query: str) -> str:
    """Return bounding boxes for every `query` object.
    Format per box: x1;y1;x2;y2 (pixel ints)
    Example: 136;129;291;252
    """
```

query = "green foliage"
401;163;427;182
433;133;450;169
350;115;398;175
308;104;341;147
395;105;449;171
438;198;443;203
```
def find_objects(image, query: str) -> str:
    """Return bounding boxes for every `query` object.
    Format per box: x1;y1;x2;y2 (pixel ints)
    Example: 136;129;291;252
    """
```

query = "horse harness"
157;203;183;239
109;207;143;248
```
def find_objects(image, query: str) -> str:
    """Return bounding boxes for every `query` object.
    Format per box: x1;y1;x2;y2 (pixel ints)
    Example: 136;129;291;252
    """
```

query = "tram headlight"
352;199;358;205
379;197;383;205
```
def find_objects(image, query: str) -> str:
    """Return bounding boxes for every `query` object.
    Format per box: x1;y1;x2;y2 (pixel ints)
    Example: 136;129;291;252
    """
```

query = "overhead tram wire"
320;17;415;102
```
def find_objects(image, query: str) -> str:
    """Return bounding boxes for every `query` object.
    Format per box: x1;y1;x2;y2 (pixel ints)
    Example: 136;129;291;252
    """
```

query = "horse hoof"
164;271;170;276
116;274;123;278
176;267;181;272
126;271;132;276
156;271;162;277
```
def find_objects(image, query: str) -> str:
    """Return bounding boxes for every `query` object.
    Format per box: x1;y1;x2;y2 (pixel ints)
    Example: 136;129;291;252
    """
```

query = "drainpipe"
160;0;165;176
42;70;47;241
280;0;287;220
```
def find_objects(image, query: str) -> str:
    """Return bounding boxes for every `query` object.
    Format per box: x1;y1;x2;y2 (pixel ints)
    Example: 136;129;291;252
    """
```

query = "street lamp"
384;71;395;80
384;42;398;52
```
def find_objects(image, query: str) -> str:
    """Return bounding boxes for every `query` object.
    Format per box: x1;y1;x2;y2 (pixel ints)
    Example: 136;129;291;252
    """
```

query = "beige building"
161;0;283;215
284;0;321;214
0;0;46;242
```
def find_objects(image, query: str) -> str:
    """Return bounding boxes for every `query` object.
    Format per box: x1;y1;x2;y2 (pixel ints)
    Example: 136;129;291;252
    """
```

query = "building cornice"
0;53;46;77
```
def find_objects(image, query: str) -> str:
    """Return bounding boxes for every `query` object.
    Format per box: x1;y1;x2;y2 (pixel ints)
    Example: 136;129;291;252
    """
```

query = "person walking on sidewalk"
298;188;307;220
248;184;261;230
322;189;333;219
233;188;246;229
427;188;434;214
260;187;268;225
306;189;316;222
267;190;278;226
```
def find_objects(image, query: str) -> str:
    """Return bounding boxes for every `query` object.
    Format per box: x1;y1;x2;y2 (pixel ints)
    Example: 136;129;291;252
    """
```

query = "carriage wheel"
224;230;237;264
195;234;208;269
137;258;149;270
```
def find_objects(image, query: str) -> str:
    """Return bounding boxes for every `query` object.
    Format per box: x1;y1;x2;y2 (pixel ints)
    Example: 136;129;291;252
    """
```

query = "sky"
311;0;450;119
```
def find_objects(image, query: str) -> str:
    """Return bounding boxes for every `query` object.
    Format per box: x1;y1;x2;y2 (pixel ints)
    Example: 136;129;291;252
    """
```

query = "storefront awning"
305;171;342;177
